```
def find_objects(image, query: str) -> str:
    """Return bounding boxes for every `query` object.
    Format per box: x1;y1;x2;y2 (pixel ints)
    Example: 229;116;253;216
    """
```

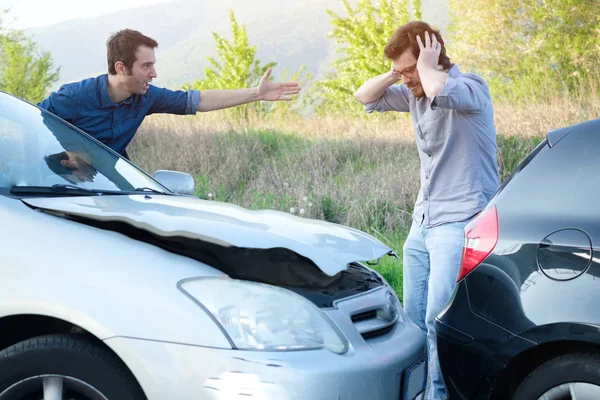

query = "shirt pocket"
417;107;450;145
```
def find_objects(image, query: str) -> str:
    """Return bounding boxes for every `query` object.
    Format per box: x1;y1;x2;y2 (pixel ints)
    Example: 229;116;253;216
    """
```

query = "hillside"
26;0;449;90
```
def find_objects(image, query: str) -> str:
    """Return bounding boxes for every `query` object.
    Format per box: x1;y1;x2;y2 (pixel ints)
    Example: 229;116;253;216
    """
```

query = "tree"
183;9;309;119
0;11;59;103
447;0;600;101
0;35;60;103
309;0;417;115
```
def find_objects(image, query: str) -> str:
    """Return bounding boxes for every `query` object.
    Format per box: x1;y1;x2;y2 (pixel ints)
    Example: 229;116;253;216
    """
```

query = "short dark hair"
384;21;452;70
106;29;158;75
44;152;74;176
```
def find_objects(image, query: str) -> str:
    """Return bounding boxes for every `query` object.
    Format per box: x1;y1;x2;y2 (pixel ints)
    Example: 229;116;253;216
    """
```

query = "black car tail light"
456;206;499;282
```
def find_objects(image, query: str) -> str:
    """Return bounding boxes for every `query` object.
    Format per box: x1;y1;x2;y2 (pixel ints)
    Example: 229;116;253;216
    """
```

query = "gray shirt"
365;64;499;228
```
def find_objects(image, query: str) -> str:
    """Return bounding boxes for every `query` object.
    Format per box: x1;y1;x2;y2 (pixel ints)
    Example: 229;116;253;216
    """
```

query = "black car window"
490;120;600;229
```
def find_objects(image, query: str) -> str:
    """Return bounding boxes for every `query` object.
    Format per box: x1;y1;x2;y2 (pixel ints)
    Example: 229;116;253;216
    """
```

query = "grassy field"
128;94;600;299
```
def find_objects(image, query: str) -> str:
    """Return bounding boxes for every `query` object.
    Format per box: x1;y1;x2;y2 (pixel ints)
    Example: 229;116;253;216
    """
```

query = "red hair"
384;21;452;70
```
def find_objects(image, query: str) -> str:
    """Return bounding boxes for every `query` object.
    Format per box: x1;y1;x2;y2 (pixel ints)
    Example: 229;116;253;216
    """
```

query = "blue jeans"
403;218;470;400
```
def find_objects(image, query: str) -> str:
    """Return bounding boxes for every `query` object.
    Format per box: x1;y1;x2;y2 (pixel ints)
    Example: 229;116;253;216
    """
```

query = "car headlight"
179;278;348;354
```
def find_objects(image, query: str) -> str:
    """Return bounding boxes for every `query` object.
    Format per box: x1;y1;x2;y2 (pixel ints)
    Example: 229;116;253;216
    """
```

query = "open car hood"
22;195;393;277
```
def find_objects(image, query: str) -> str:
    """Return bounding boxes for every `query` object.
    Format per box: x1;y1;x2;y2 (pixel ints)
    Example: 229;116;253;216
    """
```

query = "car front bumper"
106;319;425;400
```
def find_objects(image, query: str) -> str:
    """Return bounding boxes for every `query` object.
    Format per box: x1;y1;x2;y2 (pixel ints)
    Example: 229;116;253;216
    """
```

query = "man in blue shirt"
38;29;301;159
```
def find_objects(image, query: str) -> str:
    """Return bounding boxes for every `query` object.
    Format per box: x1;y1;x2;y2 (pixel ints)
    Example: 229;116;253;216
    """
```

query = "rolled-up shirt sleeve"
364;84;411;114
147;87;200;115
187;90;200;114
431;74;490;112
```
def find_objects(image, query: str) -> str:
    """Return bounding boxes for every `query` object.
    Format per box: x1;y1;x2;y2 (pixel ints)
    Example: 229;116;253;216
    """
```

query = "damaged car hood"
22;195;393;276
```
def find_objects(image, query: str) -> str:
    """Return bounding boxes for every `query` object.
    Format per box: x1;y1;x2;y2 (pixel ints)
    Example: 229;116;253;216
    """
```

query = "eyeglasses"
395;64;418;80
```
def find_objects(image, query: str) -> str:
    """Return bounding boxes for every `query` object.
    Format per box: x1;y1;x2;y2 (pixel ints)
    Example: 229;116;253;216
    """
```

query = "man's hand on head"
416;31;444;72
415;31;447;98
390;62;402;82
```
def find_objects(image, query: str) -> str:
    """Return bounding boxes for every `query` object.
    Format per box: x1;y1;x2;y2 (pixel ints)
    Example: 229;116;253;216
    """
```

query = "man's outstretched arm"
196;68;301;112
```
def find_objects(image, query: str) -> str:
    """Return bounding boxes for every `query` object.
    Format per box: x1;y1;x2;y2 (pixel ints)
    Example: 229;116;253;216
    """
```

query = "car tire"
512;352;600;400
0;334;146;400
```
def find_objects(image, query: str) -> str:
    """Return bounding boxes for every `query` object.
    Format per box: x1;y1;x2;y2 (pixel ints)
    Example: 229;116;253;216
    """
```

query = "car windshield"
0;92;167;196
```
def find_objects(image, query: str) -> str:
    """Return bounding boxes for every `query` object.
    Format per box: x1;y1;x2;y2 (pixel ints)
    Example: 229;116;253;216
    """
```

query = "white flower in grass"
208;193;213;199
299;208;305;215
290;207;296;213
308;202;313;207
302;196;308;202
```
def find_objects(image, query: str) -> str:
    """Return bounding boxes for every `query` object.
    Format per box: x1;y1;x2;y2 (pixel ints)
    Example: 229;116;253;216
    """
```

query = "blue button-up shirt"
38;74;200;155
365;64;499;228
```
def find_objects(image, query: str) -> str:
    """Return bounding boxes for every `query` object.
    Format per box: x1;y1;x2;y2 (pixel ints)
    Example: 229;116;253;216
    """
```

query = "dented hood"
22;195;393;276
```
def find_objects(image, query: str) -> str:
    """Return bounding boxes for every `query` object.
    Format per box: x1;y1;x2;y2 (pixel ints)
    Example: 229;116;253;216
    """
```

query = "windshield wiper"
10;184;124;196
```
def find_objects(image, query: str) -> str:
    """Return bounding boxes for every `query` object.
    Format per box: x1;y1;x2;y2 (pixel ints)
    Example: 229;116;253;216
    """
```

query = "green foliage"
496;134;544;183
184;10;274;91
412;0;422;20
183;9;310;119
309;0;415;115
448;0;600;101
0;12;59;103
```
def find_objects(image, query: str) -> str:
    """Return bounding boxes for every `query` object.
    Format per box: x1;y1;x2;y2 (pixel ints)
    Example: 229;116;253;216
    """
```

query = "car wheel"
512;352;600;400
0;334;146;400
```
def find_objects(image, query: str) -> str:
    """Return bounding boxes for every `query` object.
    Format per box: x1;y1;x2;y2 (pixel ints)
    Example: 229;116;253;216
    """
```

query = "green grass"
367;229;408;301
496;135;545;182
255;129;309;157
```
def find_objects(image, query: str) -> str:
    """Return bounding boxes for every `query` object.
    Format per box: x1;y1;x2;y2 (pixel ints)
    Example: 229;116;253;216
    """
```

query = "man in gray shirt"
354;21;498;400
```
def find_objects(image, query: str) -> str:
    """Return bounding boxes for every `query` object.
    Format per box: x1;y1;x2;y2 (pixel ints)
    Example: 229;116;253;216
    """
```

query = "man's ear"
114;61;127;76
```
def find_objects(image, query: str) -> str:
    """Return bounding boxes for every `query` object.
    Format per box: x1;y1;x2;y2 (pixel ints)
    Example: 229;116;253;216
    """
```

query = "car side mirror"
153;170;195;195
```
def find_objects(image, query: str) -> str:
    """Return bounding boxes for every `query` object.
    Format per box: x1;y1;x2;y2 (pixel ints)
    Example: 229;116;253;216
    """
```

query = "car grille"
335;286;400;341
351;309;378;323
361;324;395;340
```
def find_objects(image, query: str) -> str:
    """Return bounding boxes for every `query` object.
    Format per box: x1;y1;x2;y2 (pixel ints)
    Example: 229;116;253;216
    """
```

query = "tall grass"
128;93;600;298
131;121;419;231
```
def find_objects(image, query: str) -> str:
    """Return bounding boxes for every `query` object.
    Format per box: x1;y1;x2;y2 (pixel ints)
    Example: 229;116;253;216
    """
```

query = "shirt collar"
99;74;133;107
447;64;461;78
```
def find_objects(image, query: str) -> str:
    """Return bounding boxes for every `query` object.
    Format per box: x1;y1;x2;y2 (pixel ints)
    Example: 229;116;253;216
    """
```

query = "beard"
129;80;148;95
408;83;425;98
123;73;148;95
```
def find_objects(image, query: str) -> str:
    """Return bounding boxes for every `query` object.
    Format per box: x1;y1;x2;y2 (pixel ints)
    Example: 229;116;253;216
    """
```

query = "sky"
1;0;175;29
2;0;449;31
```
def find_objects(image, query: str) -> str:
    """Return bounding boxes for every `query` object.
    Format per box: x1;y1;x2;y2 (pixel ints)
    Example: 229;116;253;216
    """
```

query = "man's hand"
354;63;401;104
416;31;444;72
390;62;402;82
257;68;301;101
415;31;447;98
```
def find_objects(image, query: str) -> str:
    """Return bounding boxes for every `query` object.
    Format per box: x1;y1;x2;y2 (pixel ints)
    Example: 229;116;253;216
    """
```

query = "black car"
435;118;600;400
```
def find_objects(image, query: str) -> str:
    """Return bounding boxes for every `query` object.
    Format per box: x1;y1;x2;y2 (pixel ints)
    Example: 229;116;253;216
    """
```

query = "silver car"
0;91;426;400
